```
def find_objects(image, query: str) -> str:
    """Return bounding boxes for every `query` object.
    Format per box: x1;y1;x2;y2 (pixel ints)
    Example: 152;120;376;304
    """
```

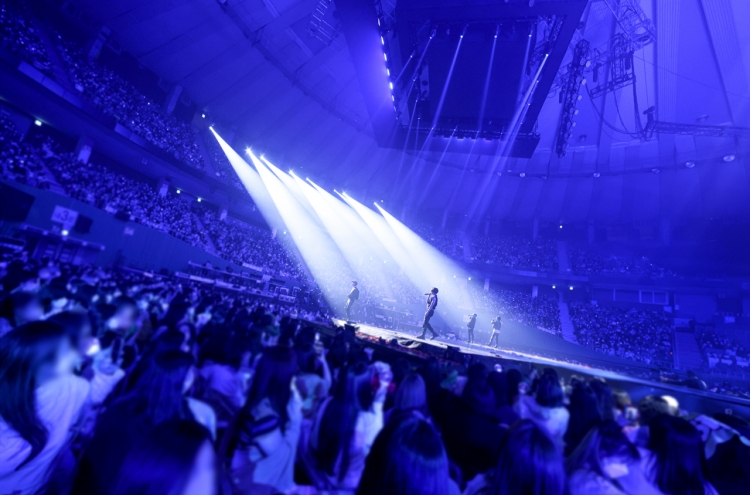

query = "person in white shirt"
304;361;390;492
0;321;122;495
223;346;301;494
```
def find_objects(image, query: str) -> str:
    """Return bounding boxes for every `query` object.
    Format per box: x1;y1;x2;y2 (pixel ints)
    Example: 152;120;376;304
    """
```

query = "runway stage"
327;319;750;419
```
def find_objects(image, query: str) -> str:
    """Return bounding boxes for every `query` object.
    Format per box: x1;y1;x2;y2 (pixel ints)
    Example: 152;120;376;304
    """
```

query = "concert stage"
327;319;750;419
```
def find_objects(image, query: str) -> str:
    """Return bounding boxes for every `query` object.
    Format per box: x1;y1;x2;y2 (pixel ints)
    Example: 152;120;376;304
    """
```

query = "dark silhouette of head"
647;414;710;495
357;415;451;495
487;419;566;495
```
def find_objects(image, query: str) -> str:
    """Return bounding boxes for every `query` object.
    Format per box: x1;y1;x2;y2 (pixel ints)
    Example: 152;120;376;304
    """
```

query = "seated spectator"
100;419;217;495
0;321;120;495
464;419;566;495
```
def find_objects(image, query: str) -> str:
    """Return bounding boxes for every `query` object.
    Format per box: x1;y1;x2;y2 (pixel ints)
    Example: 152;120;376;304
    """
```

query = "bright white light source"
381;36;385;45
34;120;42;126
176;189;181;194
61;229;69;236
384;53;387;61
197;198;202;202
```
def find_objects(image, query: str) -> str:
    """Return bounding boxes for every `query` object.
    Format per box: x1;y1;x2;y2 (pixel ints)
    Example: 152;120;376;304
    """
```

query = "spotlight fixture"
201;113;206;119
685;161;696;168
34;119;42;126
723;155;736;162
61;229;69;236
197;198;202;202
559;225;563;229
593;172;601;178
176;189;181;194
519;172;526;178
569;286;573;290
552;285;556;289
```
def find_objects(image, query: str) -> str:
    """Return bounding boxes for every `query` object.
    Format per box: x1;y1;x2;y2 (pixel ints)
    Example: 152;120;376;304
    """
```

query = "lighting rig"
642;107;750;141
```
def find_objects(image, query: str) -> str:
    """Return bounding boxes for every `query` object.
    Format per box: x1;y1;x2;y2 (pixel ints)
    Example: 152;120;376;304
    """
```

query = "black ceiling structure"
336;0;588;157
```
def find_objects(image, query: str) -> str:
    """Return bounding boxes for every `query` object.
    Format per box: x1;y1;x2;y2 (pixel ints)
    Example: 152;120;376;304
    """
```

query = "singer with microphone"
417;287;439;340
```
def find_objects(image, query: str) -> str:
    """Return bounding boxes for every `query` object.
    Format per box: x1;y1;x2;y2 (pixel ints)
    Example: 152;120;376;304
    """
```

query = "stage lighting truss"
587;34;635;99
555;39;589;157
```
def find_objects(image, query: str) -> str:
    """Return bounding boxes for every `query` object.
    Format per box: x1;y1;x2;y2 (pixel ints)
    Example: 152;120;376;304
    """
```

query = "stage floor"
329;319;750;417
331;318;646;381
332;317;650;374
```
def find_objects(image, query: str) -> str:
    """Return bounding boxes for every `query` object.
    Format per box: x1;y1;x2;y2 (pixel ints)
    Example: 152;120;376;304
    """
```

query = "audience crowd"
0;114;54;190
569;302;674;367
0;0;50;74
54;37;205;170
1;250;748;495
3;7;750;495
698;330;750;373
570;247;678;279
471;235;559;272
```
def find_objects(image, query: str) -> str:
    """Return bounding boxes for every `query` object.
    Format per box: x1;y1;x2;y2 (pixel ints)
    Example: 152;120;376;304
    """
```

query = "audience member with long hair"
387;372;429;422
464;419;567;495
564;382;603;456
305;360;389;491
0;321;120;495
567;421;658;495
102;419;217;495
640;415;718;495
74;350;214;494
515;372;570;450
357;414;456;495
223;345;301;494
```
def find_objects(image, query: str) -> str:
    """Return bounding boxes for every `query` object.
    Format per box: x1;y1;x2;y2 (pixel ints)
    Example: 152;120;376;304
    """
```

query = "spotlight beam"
375;203;472;329
251;150;352;310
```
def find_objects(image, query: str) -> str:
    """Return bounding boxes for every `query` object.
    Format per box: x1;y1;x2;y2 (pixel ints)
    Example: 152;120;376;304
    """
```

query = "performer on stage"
344;281;359;320
488;315;502;348
417;287;439;340
466;313;477;344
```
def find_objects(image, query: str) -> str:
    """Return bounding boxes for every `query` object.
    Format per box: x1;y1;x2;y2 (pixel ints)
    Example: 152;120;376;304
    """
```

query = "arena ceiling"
68;0;750;226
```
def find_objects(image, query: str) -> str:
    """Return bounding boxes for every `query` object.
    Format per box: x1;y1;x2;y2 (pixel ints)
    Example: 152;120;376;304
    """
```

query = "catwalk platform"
327;319;750;418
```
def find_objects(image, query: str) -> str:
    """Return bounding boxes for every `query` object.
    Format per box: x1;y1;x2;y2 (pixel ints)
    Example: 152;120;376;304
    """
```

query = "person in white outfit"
0;321;123;495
